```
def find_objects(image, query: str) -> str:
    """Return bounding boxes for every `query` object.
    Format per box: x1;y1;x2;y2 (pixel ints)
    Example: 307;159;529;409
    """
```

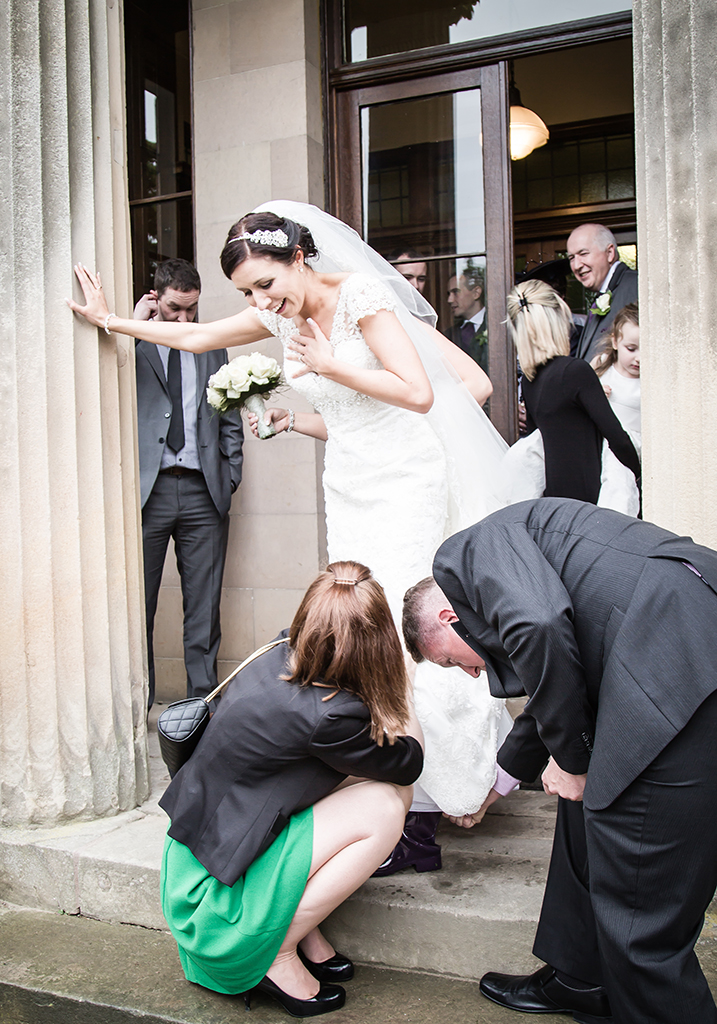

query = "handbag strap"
204;636;289;704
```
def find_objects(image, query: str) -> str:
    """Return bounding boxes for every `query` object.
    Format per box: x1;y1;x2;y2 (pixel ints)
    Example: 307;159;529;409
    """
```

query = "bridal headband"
230;229;289;248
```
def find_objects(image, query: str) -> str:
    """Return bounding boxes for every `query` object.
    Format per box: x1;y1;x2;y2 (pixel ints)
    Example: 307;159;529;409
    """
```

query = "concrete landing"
1;905;717;1024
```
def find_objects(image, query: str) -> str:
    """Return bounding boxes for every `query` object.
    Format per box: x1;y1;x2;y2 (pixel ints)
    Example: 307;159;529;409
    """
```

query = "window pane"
129;199;194;299
362;89;485;259
125;0;192;201
344;0;631;63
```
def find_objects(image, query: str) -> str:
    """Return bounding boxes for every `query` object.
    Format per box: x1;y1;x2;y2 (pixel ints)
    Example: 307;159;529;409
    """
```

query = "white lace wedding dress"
257;272;506;815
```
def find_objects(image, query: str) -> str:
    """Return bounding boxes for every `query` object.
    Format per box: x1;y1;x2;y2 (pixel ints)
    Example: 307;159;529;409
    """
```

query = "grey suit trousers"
142;471;229;705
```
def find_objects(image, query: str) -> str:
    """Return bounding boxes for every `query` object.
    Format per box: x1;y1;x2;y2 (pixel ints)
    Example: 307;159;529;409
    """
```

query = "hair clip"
332;578;359;586
519;294;530;311
231;229;289;248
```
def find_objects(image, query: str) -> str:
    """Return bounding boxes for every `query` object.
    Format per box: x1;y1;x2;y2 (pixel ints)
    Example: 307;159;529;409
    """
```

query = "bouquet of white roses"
206;352;283;439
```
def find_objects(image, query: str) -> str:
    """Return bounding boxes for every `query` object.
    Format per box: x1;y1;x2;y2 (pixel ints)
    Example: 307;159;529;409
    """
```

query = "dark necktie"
166;348;185;453
460;321;475;350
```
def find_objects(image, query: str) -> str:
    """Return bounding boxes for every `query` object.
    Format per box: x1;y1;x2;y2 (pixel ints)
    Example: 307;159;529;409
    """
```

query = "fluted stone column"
634;0;717;548
0;0;149;825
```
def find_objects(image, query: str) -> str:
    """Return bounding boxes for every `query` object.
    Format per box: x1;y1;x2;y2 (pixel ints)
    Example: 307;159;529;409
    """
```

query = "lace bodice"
256;273;405;434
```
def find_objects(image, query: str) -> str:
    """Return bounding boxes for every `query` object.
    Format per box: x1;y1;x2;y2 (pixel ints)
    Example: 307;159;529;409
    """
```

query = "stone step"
0;709;554;980
324;790;556;979
2;712;716;990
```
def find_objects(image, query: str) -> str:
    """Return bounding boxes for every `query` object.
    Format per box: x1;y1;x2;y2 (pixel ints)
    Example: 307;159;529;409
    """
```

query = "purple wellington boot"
372;811;442;877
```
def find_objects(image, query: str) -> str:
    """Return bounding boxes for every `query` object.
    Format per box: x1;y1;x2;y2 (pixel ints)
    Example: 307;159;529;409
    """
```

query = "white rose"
595;292;611;313
246;352;281;385
227;364;251;393
206;386;225;411
208;364;232;390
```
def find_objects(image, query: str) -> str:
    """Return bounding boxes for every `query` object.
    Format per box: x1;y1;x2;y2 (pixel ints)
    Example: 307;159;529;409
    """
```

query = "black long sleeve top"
521;356;641;504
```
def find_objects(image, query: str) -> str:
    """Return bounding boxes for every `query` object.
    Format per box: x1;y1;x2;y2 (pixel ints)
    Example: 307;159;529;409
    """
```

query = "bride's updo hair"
283;560;410;745
220;211;319;279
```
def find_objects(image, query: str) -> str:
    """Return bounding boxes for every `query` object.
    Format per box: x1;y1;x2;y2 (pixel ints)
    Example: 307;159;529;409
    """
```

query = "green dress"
160;806;314;994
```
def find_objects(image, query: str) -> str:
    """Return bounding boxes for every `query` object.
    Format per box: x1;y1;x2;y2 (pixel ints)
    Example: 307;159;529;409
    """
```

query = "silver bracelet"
286;410;295;433
103;312;117;335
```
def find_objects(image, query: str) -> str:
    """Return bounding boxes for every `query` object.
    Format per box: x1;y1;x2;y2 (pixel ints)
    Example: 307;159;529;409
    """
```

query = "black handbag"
157;637;289;777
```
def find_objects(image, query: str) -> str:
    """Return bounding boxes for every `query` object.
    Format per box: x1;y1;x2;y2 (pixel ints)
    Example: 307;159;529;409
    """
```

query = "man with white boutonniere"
567;224;638;363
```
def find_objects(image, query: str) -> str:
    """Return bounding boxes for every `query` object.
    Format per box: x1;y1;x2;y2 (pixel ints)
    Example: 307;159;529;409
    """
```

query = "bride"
68;201;514;864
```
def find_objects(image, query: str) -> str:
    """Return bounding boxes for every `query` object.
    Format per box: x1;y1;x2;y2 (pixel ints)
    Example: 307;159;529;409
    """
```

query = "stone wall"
152;0;326;700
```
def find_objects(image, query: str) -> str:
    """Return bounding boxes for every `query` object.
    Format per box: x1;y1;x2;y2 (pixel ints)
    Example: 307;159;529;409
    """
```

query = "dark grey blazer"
135;342;244;515
575;262;638;362
433;499;717;810
159;636;423;885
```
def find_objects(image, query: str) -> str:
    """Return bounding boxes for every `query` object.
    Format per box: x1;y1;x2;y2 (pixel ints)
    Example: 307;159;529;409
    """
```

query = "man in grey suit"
403;499;717;1024
567;224;638;362
134;259;243;708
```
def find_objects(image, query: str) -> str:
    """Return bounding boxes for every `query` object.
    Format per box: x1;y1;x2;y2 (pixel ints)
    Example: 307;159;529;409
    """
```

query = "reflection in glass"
344;0;631;63
125;0;194;301
130;198;194;291
444;256;488;376
362;90;484;259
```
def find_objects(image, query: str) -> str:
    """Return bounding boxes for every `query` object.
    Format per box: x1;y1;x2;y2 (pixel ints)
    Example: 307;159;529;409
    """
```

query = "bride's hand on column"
66;264;111;328
246;407;290;438
287;319;334;377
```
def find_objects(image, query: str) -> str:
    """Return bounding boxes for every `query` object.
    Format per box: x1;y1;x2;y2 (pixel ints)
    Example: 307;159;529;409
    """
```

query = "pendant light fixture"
509;63;549;161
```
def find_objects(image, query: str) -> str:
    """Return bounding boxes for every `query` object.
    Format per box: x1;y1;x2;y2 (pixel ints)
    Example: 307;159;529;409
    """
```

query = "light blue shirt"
158;348;202;472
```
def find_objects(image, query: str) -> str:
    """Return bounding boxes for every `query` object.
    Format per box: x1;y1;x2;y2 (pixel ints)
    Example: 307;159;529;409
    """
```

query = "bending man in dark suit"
134;259;243;707
567;224;638;362
403;498;717;1024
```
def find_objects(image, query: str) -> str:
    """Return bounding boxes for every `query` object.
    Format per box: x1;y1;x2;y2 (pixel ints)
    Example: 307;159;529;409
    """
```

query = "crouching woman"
159;561;423;1018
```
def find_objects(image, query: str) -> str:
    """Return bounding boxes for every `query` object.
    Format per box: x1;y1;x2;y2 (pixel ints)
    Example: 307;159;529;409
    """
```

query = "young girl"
592;302;641;441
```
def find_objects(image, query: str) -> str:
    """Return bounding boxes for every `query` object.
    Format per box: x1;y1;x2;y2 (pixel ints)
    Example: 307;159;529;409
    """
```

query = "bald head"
567;223;618;292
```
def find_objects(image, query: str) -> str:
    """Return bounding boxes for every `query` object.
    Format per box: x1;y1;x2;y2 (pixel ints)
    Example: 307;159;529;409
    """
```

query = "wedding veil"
253;200;509;532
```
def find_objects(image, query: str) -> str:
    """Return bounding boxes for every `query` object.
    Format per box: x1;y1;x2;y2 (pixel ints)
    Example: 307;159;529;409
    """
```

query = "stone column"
633;0;717;548
0;0;149;826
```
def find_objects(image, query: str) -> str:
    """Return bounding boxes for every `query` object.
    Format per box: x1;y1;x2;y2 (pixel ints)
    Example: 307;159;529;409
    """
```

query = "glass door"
331;65;516;440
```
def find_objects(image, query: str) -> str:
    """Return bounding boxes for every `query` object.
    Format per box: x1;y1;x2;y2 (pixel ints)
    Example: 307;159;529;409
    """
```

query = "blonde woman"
507;280;640;504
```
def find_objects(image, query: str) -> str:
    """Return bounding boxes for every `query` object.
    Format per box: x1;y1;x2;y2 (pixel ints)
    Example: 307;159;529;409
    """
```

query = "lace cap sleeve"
342;273;398;323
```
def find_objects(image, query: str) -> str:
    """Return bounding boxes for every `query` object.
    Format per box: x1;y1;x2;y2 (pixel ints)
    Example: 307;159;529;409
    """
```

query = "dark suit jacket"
444;320;489;374
135;342;244;515
433;499;717;810
159;636;423;885
575;262;638;362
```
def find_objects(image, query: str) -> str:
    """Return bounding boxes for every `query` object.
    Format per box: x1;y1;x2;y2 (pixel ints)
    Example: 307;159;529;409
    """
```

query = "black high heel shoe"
243;975;346;1017
298;947;354;982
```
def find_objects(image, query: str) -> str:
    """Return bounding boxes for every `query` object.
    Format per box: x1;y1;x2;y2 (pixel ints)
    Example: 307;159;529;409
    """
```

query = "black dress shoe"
244;975;346;1017
479;964;611;1018
297;947;354;982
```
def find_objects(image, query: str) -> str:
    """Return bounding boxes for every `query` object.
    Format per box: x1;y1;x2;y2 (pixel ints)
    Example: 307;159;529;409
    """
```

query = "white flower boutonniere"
590;290;612;316
207;352;283;439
